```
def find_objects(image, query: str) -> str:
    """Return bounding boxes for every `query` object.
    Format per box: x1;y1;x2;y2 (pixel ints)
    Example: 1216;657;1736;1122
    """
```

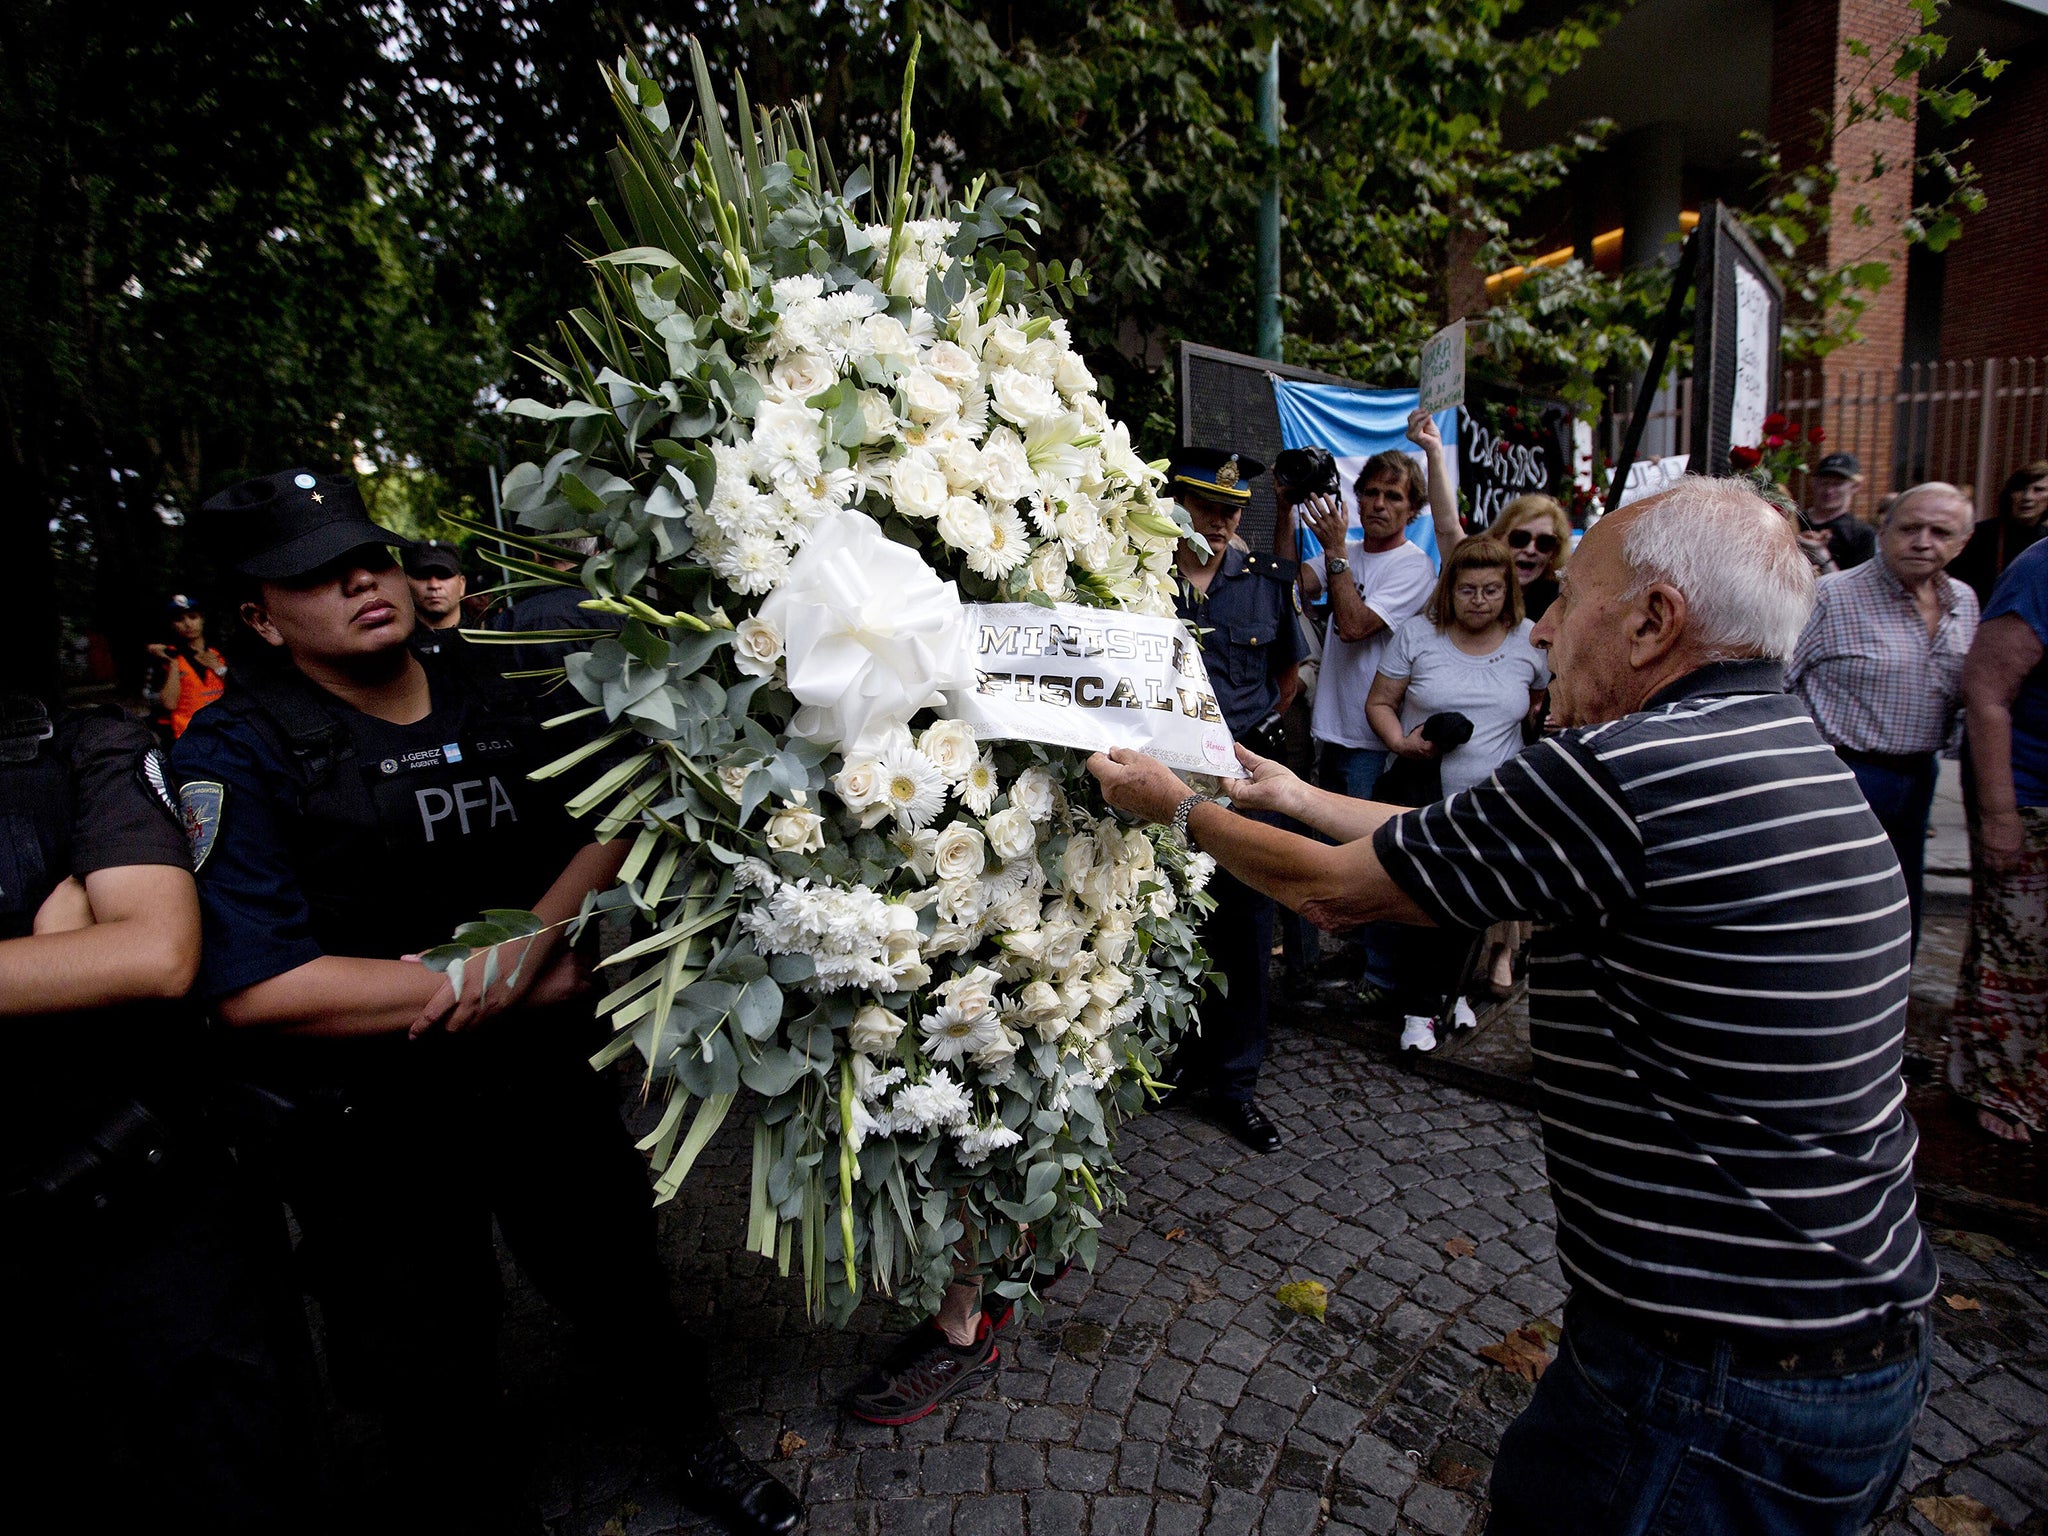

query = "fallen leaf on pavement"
1933;1229;2014;1263
1525;1318;1562;1344
1945;1295;1983;1312
1912;1493;1998;1536
1276;1279;1328;1321
1437;1460;1482;1491
775;1431;806;1459
1477;1326;1554;1381
1163;1227;1186;1242
1444;1237;1476;1259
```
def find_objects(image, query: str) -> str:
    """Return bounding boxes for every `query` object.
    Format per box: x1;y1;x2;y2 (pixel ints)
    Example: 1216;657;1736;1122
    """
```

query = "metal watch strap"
1172;792;1208;844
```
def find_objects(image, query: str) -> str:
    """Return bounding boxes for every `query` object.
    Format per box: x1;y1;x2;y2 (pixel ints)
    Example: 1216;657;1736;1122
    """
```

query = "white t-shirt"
1306;539;1436;749
1378;616;1550;796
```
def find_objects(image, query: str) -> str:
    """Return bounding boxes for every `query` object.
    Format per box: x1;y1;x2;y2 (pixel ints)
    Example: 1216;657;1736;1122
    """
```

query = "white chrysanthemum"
889;1070;972;1133
780;465;859;525
816;289;882;363
966;506;1031;581
880;744;947;830
713;533;792;596
920;1002;1001;1064
957;753;999;814
952;1120;1023;1163
772;274;826;307
1185;852;1216;890
750;399;825;488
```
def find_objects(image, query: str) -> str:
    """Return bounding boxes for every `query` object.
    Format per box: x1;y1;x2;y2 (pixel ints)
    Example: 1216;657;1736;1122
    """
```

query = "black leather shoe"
1204;1097;1283;1153
677;1431;804;1536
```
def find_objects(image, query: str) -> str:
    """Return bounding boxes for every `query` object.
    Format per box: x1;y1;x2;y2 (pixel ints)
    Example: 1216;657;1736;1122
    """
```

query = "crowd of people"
8;431;2048;1534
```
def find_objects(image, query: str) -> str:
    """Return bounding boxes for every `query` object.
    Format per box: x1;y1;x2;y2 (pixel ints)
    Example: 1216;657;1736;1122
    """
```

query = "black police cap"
198;469;409;581
403;539;464;579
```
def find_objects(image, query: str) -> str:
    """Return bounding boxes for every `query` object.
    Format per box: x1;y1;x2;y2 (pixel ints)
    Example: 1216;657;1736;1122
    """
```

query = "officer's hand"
1226;746;1301;815
523;948;593;1010
33;876;94;935
1303;493;1348;555
1086;749;1193;825
1397;725;1440;760
408;936;540;1038
1406;407;1443;455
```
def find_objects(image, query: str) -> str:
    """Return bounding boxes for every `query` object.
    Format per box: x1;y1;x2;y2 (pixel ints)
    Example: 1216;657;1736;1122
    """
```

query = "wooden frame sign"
1687;202;1784;477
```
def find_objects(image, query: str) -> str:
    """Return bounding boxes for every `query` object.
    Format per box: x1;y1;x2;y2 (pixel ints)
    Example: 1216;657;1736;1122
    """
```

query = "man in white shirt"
1300;450;1438;796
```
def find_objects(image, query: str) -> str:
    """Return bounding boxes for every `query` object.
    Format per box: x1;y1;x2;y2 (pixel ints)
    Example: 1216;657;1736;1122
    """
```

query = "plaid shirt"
1789;556;1980;756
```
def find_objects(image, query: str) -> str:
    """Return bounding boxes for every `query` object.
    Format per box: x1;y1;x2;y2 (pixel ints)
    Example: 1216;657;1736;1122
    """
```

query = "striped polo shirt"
1373;658;1937;1337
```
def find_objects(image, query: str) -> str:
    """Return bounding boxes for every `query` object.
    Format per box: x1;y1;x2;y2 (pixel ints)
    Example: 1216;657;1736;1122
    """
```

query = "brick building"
1502;0;2048;510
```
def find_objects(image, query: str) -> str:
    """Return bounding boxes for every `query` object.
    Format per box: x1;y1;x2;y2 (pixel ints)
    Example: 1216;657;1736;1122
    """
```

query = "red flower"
1762;412;1789;435
1765;435;1786;450
1807;425;1825;445
1729;445;1763;469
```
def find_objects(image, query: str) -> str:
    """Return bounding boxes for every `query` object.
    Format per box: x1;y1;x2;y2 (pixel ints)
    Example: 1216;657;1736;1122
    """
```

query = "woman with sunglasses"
1490;494;1572;621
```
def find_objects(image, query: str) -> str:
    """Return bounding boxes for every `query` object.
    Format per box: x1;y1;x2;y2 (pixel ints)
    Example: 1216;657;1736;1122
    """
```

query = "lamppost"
1255;28;1283;363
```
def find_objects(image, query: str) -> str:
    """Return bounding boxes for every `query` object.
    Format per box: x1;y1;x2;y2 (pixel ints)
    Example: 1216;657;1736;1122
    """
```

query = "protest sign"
1614;452;1692;509
1457;388;1575;528
1418;320;1467;416
943;603;1245;778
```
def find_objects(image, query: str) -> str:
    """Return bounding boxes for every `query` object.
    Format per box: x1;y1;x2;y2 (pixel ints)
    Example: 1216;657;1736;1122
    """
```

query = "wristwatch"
1171;792;1209;845
1326;556;1351;577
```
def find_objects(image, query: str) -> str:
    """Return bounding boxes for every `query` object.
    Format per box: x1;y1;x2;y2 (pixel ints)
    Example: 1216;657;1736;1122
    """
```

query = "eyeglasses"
1454;583;1507;601
1505;529;1560;554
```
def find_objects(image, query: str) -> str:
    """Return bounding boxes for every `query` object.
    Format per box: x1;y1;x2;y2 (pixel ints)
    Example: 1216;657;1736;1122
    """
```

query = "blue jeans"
1318;743;1388;799
1844;753;1937;953
1488;1300;1930;1535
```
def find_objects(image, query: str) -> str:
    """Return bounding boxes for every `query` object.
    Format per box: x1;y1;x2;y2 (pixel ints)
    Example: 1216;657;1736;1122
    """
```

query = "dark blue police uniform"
164;467;803;1535
1171;469;1308;1121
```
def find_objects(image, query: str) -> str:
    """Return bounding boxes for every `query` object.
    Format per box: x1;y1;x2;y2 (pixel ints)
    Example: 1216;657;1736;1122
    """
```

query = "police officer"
0;692;312;1530
402;539;469;659
172;470;801;1536
1168;447;1307;1153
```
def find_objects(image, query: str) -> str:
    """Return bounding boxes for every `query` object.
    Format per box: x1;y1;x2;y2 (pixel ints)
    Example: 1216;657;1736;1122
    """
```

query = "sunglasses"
1505;529;1560;554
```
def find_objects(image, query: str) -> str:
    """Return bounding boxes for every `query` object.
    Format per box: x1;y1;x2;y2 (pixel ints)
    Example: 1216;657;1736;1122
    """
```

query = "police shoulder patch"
135;746;179;821
178;780;225;871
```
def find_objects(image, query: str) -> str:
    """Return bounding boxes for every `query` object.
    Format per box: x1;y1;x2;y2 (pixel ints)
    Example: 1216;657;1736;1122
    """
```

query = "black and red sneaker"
844;1317;1000;1425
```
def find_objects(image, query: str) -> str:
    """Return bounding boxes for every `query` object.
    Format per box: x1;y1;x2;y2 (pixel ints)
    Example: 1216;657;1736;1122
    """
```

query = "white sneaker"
1400;1015;1438;1052
1451;997;1479;1032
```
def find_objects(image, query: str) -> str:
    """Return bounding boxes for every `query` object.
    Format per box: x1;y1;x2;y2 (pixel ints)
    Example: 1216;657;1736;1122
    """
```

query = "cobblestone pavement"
404;1021;2048;1536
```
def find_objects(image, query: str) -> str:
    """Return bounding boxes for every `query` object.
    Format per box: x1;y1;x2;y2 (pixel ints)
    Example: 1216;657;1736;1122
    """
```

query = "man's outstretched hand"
1227;745;1306;815
1087;749;1195;825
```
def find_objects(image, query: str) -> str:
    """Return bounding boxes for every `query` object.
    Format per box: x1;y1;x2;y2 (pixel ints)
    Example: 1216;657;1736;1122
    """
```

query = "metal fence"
1605;357;2048;518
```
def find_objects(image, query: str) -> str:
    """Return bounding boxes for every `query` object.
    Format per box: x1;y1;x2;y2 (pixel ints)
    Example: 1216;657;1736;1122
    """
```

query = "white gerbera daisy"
919;1002;1002;1064
879;744;947;830
957;752;999;814
965;506;1031;581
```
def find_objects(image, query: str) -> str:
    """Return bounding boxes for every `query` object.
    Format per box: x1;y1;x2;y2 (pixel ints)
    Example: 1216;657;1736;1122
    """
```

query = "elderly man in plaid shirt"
1790;481;1979;949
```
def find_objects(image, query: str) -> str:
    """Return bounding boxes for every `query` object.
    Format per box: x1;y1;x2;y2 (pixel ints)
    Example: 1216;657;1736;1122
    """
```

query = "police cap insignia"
179;780;225;872
1216;457;1240;490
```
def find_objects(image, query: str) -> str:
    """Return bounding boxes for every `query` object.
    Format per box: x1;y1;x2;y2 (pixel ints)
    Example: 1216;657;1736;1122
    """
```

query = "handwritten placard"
941;603;1244;777
1418;320;1467;416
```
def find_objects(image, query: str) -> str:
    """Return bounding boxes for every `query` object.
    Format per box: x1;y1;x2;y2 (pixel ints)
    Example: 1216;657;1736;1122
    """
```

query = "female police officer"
1167;448;1307;1153
172;470;800;1536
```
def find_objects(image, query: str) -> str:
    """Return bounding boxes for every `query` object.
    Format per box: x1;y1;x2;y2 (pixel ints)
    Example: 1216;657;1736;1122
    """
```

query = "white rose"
1019;336;1060;379
882;909;930;991
933;822;989;884
849;1004;906;1054
833;754;886;811
863;313;916;365
764;803;825;854
984;320;1029;369
936;495;994;554
935;878;988;927
1149;886;1177;918
717;760;755;800
931;434;985;494
1120;827;1157;875
984;806;1036;863
990;367;1062;427
977;428;1036;504
1027;542;1071;600
770;352;838;401
857;388;899;445
898;368;958;424
889;450;950;519
937;965;1003;1023
1054;349;1097;398
987;884;1040;933
732;615;784;678
1010;765;1058;822
925;341;979;391
918;719;980;782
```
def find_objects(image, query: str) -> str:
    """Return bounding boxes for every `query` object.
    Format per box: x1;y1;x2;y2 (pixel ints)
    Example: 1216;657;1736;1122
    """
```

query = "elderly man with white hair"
1090;478;1934;1535
1789;481;1978;952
